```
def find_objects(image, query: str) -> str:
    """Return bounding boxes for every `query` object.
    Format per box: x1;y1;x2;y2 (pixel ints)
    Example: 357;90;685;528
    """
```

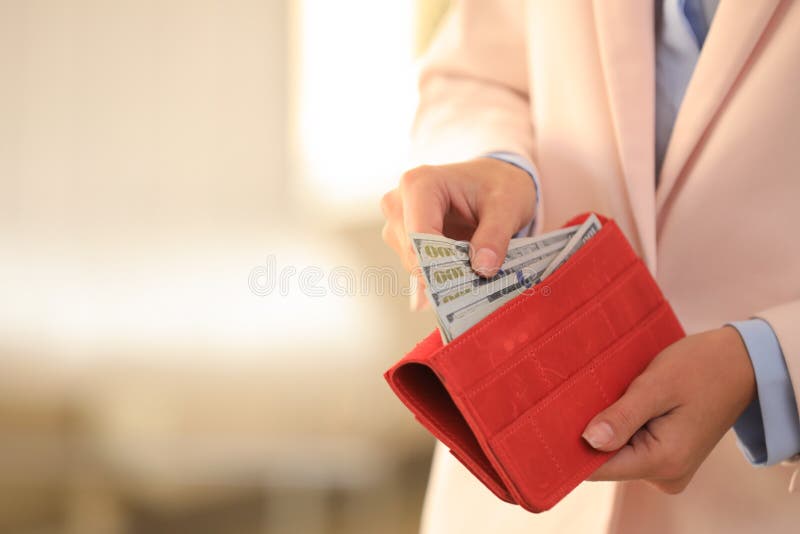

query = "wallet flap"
463;259;664;436
490;302;684;511
385;345;513;502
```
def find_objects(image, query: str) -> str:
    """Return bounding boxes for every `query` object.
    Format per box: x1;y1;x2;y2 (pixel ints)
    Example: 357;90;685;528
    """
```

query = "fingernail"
473;248;497;276
583;422;614;449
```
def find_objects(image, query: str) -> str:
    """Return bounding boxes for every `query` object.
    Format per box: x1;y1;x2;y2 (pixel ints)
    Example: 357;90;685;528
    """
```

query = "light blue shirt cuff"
729;319;800;466
482;152;540;237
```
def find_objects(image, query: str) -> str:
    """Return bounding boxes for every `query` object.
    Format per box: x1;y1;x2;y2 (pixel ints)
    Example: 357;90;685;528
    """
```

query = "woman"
380;1;800;532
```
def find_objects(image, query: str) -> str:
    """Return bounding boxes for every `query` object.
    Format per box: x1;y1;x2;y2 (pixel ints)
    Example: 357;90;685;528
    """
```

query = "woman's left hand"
583;327;756;493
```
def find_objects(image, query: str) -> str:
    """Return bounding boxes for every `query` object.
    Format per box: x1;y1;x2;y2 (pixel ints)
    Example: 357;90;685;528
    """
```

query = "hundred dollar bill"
411;225;577;269
435;244;558;318
410;235;470;267
413;225;578;292
538;214;602;280
423;230;576;305
421;233;574;294
429;240;568;341
442;250;559;340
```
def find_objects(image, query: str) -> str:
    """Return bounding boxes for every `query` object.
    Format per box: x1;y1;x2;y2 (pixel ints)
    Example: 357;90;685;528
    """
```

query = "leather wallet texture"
384;213;685;512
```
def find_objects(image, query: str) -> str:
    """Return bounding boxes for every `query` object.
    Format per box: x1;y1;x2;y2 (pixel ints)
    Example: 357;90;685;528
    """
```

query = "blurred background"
0;1;451;532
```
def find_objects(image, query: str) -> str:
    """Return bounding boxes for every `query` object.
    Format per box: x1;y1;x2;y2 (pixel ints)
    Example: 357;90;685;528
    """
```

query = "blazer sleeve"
757;299;800;463
410;0;535;166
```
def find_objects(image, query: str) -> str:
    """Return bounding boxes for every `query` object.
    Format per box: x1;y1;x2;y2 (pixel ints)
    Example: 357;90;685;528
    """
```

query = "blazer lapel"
656;0;783;215
593;0;656;269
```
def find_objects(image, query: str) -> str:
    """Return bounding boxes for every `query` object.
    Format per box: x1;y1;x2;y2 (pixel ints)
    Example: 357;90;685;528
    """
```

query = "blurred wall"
0;1;437;533
0;0;288;241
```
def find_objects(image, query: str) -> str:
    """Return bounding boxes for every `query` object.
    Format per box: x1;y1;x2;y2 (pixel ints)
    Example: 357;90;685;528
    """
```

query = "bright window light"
291;0;418;217
0;236;381;366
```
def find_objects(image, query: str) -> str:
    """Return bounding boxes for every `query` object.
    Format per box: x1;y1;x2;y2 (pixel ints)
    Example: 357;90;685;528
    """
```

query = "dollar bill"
410;235;471;267
430;239;568;341
427;237;568;308
538;214;602;280
442;252;557;340
421;226;578;294
411;225;577;267
411;217;601;342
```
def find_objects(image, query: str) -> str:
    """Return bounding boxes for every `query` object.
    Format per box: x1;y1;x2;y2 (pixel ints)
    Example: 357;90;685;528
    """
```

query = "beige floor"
0;449;432;534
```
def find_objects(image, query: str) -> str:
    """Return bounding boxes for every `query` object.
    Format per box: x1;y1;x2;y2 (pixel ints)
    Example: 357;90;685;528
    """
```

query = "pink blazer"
413;1;800;532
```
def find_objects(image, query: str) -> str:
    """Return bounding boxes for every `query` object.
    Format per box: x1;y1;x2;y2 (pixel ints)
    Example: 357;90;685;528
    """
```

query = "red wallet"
384;213;685;512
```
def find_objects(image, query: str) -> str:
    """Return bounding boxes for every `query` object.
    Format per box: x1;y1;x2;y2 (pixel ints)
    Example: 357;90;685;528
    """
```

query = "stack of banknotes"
412;214;601;342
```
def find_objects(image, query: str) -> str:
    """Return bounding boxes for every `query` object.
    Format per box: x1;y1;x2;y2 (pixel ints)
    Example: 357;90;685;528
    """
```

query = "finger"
387;219;430;310
399;166;447;236
384;183;438;311
408;264;430;311
409;278;430;311
381;221;400;252
469;192;524;277
399;168;446;260
381;189;419;272
582;376;673;452
380;191;405;254
400;172;447;274
383;191;429;310
588;426;661;481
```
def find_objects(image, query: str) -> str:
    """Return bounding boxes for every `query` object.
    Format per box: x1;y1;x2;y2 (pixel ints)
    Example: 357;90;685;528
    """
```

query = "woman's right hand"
380;157;537;310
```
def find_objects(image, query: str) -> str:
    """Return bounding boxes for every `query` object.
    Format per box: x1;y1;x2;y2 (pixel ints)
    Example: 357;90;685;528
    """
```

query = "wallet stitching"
533;357;555;389
430;223;622;370
598;305;618;340
392;372;499;481
492;304;671;507
531;418;565;478
465;261;648;398
590;367;612;406
496;303;669;441
536;454;612;511
496;435;613;511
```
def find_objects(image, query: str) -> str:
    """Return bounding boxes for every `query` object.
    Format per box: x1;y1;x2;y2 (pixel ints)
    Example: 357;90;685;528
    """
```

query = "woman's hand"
380;158;536;309
584;327;756;493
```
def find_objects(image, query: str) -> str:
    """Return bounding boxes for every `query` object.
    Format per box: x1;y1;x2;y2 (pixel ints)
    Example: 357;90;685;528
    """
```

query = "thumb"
469;194;526;277
582;378;667;452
